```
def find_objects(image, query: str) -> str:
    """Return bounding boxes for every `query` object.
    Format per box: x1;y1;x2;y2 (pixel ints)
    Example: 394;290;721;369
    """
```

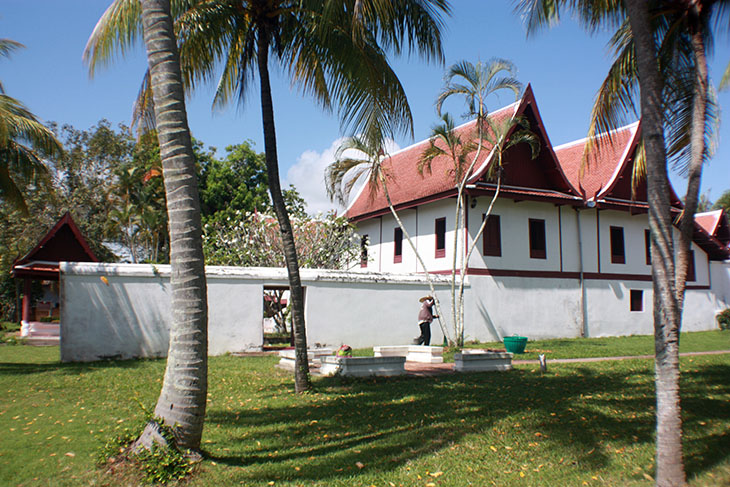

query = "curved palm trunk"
676;25;709;312
378;171;450;342
138;0;208;451
625;2;685;485
257;29;311;393
458;169;502;335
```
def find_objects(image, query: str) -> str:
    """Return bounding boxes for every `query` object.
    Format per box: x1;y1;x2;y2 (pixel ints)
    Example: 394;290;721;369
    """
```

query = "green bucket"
503;335;528;354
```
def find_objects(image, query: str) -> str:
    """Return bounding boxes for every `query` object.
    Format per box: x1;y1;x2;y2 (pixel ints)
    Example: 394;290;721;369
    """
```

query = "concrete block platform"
277;348;333;371
319;356;406;377
454;351;513;372
374;345;443;363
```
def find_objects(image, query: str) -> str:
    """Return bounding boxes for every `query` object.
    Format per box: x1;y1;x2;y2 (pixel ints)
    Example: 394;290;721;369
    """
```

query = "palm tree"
419;59;521;345
515;1;724;483
85;0;450;393
134;0;209;452
325;128;451;342
456;115;538;341
583;2;723;310
0;39;63;214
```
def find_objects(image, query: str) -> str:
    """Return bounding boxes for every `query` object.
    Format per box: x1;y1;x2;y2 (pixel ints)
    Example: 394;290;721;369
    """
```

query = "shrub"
717;309;730;331
98;417;194;485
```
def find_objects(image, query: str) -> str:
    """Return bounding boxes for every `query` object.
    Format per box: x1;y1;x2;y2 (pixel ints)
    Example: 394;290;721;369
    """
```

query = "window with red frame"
610;226;625;264
482;214;501;257
435;218;446;258
394;227;403;263
528;218;546;259
630;290;643;312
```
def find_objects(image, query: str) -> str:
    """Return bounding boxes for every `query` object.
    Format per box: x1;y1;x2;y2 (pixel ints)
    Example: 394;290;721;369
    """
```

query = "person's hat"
419;295;433;302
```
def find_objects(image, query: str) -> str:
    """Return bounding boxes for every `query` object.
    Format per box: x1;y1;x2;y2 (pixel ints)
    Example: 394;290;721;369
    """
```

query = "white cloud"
285;138;401;216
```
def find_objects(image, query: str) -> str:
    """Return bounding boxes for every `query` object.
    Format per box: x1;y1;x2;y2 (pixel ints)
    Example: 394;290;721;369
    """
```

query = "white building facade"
346;86;730;341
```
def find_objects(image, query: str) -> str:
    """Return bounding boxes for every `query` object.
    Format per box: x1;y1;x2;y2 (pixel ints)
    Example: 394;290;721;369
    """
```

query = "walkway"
403;349;730;377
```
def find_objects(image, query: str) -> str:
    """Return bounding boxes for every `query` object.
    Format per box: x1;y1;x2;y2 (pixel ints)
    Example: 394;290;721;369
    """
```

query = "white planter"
373;345;443;363
319;356;406;377
277;348;333;370
454;351;513;372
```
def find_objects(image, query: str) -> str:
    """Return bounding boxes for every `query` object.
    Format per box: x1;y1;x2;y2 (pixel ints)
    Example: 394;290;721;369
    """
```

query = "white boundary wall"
60;261;729;362
59;263;453;362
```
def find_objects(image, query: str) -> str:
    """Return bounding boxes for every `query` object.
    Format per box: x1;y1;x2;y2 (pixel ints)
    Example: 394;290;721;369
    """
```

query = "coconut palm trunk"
256;27;311;393
676;23;709;311
625;1;685;485
138;0;208;451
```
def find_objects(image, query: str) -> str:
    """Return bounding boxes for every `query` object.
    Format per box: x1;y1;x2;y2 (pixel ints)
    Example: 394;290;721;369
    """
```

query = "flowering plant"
336;344;353;357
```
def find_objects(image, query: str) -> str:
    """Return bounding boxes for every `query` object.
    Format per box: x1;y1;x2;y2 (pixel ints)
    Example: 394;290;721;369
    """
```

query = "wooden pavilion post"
21;278;32;322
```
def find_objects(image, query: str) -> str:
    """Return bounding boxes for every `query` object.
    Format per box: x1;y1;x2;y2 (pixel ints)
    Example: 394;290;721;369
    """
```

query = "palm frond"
436;59;521;121
131;71;156;135
83;0;144;76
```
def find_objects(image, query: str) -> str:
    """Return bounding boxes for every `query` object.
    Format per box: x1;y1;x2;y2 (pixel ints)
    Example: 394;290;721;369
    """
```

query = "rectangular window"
435;218;446;258
687;250;696;282
360;235;368;268
645;229;651;265
529;219;546;259
610;226;625;264
482;214;501;257
630;290;643;312
394;228;403;263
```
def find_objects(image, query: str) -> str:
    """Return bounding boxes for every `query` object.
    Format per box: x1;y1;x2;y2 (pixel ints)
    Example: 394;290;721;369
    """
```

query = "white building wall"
710;261;730;310
461;274;582;341
352;197;723;343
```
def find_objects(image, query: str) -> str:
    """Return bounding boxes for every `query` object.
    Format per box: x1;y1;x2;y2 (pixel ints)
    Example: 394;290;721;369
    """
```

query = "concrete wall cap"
59;262;460;286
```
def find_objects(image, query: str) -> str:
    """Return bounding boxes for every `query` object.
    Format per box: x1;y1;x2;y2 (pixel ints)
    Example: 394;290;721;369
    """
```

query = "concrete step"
23;336;60;346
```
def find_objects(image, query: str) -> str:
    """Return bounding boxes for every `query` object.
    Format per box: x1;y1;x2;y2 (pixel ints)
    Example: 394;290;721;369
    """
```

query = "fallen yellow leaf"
430;471;443;477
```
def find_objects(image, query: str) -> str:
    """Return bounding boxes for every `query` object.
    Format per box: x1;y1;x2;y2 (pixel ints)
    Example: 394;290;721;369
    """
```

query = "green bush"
717;309;730;330
0;321;20;332
97;418;193;485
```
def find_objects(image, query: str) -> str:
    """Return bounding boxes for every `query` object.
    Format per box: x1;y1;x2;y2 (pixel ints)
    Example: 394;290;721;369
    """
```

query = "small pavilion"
11;213;98;332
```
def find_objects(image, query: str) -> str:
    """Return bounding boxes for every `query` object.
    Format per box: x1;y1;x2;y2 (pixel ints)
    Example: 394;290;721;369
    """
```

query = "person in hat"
416;296;438;346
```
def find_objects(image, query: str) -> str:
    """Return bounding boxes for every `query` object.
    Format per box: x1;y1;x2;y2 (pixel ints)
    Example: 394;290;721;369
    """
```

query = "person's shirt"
418;300;434;323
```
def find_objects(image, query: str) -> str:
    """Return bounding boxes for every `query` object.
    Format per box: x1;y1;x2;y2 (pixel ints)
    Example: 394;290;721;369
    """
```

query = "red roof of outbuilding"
12;213;99;279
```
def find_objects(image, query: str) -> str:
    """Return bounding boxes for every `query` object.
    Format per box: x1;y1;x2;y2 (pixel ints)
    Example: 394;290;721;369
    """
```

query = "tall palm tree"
85;0;450;393
581;2;723;310
420;59;521;345
135;0;209;452
0;39;63;214
515;1;723;484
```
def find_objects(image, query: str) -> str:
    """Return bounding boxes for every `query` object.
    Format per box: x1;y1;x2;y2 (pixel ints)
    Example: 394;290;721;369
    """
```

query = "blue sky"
3;1;730;213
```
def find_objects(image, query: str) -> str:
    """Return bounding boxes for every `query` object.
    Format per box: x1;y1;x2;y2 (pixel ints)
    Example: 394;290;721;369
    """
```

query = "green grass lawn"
1;341;729;486
441;329;730;362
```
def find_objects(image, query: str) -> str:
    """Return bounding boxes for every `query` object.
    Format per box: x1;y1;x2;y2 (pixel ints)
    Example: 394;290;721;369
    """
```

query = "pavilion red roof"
12;213;99;280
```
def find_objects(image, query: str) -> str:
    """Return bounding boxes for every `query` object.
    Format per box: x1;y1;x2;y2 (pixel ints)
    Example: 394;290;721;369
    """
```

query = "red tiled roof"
345;85;576;220
553;122;640;200
345;104;517;220
12;212;98;279
695;210;723;236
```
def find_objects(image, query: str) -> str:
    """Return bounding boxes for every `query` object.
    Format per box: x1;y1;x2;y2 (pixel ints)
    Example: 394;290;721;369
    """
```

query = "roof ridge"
553;120;640;152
